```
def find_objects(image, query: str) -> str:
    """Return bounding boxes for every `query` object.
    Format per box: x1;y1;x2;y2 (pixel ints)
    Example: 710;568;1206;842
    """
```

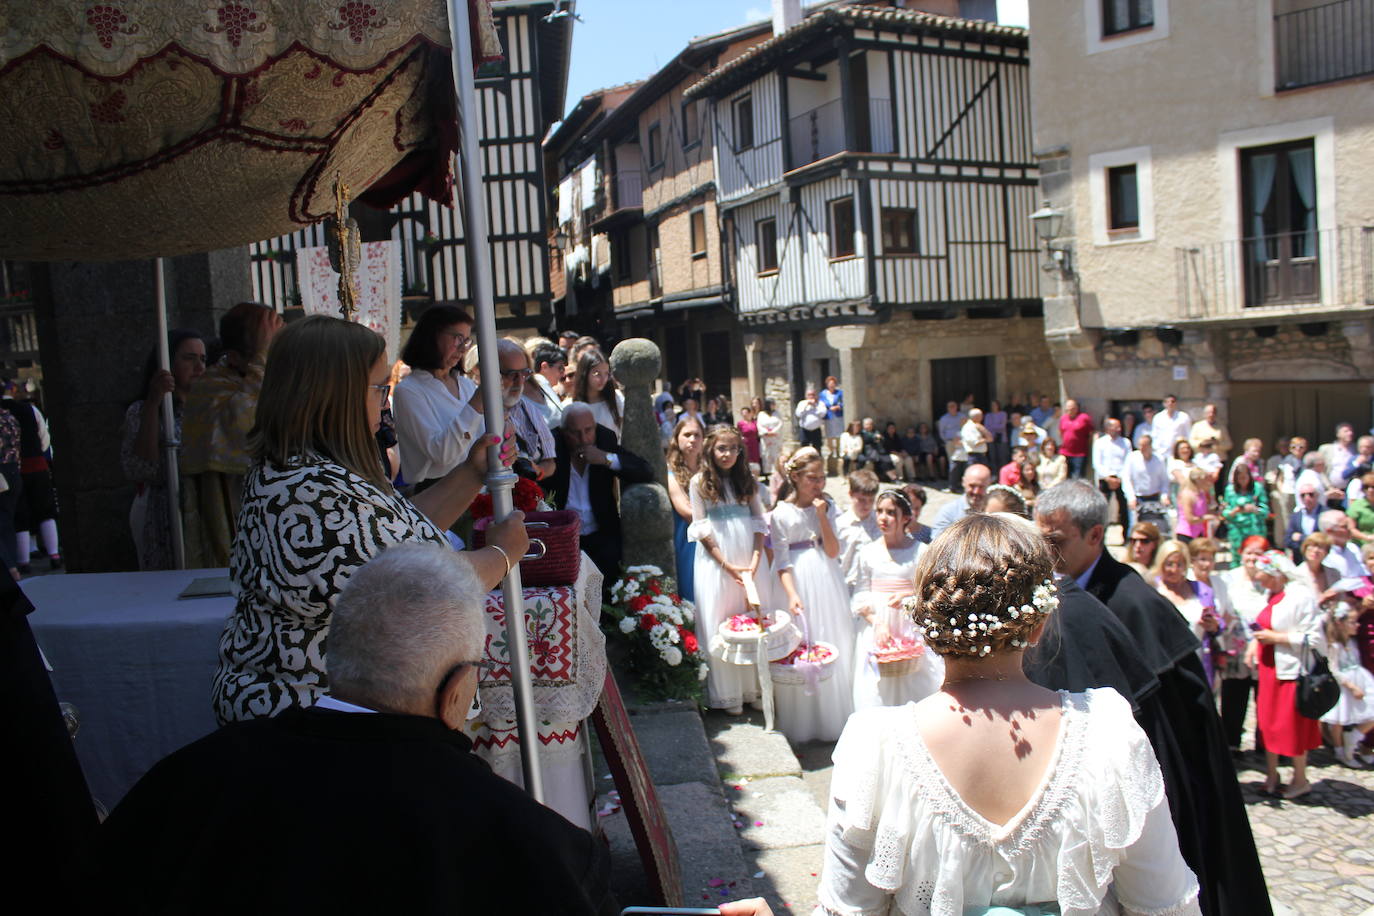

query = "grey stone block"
660;781;760;905
747;845;824;916
707;715;803;780
730;776;827;850
629;707;719;787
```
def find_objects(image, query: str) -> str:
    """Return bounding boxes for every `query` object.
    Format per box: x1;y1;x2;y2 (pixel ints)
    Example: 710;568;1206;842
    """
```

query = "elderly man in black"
83;543;615;914
548;401;653;582
1033;480;1271;916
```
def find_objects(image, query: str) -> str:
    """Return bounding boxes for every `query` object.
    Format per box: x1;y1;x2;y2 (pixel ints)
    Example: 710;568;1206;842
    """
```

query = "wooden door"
1228;382;1371;453
930;356;992;419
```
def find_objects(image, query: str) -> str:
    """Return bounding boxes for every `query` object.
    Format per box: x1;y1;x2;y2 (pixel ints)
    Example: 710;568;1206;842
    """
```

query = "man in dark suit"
1285;481;1324;561
549;402;654;583
1036;481;1270;916
83;545;617;914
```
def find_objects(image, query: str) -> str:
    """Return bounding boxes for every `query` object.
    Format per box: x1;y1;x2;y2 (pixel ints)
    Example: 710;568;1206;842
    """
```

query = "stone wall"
1225;325;1355;376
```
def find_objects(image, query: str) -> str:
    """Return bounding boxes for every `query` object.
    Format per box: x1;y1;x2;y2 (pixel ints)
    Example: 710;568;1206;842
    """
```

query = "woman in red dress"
1246;550;1325;799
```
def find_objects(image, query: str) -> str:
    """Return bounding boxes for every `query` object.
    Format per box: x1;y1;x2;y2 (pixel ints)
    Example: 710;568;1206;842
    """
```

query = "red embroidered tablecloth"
469;553;604;765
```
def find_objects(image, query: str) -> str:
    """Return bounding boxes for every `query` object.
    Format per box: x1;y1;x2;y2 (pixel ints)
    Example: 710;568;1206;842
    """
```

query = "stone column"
825;324;874;426
31;248;252;572
609;338;675;579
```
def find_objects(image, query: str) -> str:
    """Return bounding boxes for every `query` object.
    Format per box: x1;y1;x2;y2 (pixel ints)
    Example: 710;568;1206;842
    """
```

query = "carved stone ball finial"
609;337;661;388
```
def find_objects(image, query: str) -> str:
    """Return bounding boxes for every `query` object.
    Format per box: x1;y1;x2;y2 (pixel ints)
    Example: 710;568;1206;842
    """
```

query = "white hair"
1319;509;1349;533
327;544;486;712
1036;479;1109;532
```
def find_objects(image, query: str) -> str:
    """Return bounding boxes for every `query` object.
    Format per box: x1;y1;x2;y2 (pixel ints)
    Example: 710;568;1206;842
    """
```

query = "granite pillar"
609;338;675;579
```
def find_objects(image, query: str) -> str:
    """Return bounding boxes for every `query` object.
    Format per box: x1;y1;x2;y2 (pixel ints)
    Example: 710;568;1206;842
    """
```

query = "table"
27;557;605;827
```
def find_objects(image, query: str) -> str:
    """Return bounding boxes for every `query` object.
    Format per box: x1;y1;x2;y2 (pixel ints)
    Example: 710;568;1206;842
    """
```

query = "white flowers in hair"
905;578;1059;653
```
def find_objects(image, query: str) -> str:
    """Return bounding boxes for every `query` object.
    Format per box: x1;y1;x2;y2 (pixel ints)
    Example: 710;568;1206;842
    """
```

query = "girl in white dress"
818;513;1201;916
1321;607;1374;767
851;490;945;710
769;446;856;743
691;425;768;714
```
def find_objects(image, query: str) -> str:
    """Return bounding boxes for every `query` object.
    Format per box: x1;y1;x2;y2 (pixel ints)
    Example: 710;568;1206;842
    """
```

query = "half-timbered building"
249;0;573;333
685;4;1056;433
545;18;774;404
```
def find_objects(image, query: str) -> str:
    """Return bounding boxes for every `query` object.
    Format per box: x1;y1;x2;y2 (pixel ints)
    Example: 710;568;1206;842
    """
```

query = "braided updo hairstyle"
905;513;1057;658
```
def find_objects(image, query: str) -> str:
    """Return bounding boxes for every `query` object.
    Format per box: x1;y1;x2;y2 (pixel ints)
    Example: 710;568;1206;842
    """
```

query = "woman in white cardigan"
1245;549;1326;799
392;305;484;489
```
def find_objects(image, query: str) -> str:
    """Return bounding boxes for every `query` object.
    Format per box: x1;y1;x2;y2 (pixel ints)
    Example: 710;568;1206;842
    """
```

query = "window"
880;208;919;254
690;210;707;257
1240;138;1319;305
1102;0;1153;35
681;100;700;148
1106;165;1139;230
755;218;778;273
734;95;754;152
828;198;856;259
647;123;663;170
613;231;632;281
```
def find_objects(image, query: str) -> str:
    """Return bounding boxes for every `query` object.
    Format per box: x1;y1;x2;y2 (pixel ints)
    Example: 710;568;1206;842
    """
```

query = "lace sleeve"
687;474;712;542
1065;689;1201;916
816;709;896;916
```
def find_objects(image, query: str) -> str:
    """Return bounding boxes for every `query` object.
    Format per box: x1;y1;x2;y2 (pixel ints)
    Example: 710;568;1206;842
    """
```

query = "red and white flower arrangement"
605;565;708;701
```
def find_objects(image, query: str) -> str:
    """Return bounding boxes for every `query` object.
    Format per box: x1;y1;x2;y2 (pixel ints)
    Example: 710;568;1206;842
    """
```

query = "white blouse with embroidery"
815;688;1200;916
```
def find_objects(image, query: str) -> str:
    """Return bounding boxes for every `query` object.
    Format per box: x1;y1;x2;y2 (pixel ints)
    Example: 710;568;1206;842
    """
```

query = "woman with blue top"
665;414;704;602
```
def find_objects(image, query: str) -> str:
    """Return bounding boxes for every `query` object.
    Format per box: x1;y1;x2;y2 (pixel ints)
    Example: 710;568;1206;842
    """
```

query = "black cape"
1024;578;1160;711
82;707;618;915
4;573;98;910
1085;551;1271;916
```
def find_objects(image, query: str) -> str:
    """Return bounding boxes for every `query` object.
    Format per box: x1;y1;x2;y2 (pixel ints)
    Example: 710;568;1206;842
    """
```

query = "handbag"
1296;635;1341;720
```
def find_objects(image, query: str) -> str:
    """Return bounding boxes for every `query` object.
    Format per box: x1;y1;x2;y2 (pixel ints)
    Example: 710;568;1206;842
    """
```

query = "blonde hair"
1150;539;1191;582
249;316;388;488
910;513;1055;657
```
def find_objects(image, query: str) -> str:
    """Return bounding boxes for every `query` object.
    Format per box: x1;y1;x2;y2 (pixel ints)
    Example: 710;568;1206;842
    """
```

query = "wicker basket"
473;509;581;586
712;610;802;666
874;640;925;679
769;642;838;686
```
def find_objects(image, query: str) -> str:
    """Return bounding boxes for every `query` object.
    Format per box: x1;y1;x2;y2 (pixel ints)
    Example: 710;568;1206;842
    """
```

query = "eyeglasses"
1128;536;1154;544
500;367;534;382
444;330;472;348
368;383;391;400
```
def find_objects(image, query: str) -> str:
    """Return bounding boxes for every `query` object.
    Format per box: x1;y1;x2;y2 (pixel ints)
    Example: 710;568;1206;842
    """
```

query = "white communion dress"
1322;639;1374;727
768;499;857;743
850;536;945;710
690;475;768;711
816;688;1201;916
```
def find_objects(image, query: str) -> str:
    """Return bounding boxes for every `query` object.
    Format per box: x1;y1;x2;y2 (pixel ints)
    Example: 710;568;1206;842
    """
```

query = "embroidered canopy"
0;0;500;260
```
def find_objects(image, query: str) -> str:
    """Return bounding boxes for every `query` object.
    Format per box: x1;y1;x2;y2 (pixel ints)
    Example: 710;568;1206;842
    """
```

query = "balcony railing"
1176;225;1374;319
608;170;642;212
786;98;895;170
1275;0;1374;90
0;302;38;359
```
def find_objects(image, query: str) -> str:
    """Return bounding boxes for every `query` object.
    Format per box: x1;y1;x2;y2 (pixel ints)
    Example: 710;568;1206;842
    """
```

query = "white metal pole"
446;0;543;801
153;258;186;570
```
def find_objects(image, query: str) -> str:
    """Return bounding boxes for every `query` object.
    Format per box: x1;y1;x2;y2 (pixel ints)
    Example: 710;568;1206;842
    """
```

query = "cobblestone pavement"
1234;740;1374;916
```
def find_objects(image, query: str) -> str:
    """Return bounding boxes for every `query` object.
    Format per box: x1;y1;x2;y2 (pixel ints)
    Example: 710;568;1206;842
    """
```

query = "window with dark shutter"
1107;165;1139;230
756;217;778;273
829;198;856;259
1102;0;1153;36
880;208;919;254
734;95;754;152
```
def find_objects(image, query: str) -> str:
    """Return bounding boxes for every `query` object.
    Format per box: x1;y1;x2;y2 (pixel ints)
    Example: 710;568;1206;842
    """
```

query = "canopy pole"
154;258;186;570
446;0;543;802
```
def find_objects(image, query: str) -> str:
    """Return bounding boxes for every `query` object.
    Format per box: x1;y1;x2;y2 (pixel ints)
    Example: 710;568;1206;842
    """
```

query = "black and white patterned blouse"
211;455;448;725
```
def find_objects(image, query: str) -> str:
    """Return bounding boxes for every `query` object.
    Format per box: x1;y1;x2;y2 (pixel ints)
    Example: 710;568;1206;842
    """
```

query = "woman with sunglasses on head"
211;316;526;727
392;305;485;491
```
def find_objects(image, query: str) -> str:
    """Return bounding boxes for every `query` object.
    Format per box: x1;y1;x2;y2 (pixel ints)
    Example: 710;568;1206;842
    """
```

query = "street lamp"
1028;201;1073;277
552;226;569;251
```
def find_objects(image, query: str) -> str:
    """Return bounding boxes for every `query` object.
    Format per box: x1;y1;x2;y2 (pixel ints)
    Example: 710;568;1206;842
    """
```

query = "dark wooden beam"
782;68;827;82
